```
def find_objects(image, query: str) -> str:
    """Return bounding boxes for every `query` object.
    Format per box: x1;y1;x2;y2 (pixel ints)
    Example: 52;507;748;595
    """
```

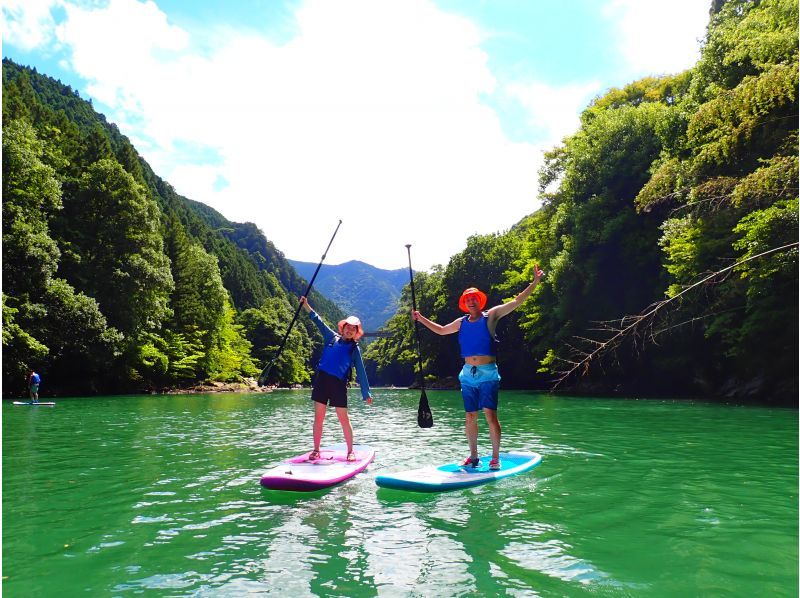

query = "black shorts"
311;370;348;408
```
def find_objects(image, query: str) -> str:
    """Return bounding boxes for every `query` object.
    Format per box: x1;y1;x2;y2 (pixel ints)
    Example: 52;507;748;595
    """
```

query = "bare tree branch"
551;242;799;390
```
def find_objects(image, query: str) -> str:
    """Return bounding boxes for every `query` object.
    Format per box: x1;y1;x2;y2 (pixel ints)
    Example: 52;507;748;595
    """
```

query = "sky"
2;0;711;271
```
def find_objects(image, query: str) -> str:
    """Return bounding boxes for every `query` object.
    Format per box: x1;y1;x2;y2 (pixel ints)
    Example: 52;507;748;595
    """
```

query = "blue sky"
2;0;711;270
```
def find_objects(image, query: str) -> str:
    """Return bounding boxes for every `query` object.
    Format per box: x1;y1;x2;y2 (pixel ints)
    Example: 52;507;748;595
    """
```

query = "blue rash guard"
308;311;371;401
458;313;496;358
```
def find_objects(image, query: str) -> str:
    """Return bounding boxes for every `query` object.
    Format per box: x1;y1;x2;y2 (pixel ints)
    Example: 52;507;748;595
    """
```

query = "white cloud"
1;0;60;51
43;0;546;270
505;80;602;148
605;0;711;76
3;0;713;270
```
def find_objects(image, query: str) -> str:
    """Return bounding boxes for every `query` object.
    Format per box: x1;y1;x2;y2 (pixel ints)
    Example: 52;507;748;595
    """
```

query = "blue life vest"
318;337;358;380
458;313;496;358
308;311;372;400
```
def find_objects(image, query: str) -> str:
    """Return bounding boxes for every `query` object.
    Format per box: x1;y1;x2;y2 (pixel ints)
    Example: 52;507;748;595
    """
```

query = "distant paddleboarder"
28;369;41;403
412;263;544;470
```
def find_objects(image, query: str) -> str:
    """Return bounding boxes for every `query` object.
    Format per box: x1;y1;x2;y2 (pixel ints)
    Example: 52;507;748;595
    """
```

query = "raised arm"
412;311;462;335
300;296;335;342
487;263;545;323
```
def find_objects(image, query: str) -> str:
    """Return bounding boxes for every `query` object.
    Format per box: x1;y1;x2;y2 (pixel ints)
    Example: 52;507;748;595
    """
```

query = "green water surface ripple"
3;390;797;596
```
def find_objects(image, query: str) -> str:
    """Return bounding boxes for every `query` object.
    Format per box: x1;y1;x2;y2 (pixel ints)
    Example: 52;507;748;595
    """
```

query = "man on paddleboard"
27;369;41;403
412;264;544;470
300;296;373;462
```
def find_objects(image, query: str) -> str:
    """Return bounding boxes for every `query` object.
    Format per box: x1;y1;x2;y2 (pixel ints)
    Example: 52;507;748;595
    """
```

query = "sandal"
489;458;501;470
308;449;321;461
346;451;356;462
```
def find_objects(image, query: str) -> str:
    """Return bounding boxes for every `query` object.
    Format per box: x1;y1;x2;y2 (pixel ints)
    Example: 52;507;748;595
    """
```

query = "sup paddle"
258;220;342;386
406;244;433;428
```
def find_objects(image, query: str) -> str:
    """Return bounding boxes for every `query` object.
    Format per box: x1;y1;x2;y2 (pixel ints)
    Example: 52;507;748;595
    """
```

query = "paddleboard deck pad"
375;451;542;492
260;443;375;491
13;401;56;406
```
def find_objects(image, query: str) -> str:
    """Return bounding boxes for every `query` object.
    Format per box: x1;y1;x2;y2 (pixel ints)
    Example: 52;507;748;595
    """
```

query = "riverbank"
160;377;272;394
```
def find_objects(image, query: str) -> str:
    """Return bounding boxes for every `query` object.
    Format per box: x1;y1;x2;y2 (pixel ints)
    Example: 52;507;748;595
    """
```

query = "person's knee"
483;409;499;424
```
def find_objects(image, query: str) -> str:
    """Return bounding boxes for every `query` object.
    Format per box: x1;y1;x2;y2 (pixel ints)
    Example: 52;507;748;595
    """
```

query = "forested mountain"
3;0;796;405
288;259;408;333
366;0;798;405
2;58;344;396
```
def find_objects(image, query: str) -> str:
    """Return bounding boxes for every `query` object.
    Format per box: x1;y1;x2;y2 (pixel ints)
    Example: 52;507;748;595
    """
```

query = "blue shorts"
458;363;500;412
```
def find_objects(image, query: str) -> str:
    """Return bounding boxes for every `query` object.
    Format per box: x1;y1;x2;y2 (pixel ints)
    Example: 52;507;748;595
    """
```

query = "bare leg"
483;408;501;461
335;407;354;453
465;411;479;459
313;400;327;451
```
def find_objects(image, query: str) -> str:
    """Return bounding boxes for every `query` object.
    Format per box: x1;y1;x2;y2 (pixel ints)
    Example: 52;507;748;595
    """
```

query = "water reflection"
3;391;797;597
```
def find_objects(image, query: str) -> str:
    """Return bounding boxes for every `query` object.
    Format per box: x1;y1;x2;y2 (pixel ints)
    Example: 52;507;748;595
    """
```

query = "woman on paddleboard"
412;264;544;470
300;296;373;462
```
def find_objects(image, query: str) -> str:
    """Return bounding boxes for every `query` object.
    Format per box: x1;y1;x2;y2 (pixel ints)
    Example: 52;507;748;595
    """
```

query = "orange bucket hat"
338;315;364;340
458;287;487;312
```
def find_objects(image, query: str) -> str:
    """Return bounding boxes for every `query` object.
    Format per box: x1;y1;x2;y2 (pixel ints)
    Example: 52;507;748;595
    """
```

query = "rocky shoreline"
159;376;461;395
160;377;273;394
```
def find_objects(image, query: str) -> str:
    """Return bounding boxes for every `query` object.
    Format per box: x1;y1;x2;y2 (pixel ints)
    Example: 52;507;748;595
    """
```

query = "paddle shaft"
258;220;342;385
405;244;426;390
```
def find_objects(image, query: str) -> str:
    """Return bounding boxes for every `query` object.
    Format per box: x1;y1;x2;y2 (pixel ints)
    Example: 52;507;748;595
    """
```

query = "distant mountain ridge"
288;259;409;333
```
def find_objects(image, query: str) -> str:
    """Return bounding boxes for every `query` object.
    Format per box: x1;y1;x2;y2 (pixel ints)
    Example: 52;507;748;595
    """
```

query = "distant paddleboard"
260;443;375;491
13;401;56;406
375;451;542;492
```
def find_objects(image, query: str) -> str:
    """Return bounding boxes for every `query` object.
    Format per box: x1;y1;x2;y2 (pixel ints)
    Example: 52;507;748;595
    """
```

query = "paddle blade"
417;389;433;428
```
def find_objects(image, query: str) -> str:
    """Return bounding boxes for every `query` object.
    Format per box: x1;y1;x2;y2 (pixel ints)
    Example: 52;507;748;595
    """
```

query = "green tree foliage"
2;119;62;293
238;298;314;385
369;0;797;404
364;268;445;386
638;0;798;401
4;0;796;402
1;59;342;395
66;158;174;340
2;119;122;393
35;278;123;394
2;295;49;393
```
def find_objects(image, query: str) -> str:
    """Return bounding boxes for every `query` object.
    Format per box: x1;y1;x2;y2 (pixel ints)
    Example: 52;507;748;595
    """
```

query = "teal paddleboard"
375;451;542;492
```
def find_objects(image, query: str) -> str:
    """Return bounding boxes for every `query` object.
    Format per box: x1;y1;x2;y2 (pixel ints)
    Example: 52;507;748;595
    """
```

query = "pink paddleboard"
260;443;375;491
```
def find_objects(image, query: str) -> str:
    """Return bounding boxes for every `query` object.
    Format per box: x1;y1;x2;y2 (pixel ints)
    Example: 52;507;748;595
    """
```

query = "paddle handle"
405;244;425;389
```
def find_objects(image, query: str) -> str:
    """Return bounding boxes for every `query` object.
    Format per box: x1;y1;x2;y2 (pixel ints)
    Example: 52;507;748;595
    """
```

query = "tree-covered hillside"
288;259;408;333
2;59;344;396
3;0;796;404
366;0;798;405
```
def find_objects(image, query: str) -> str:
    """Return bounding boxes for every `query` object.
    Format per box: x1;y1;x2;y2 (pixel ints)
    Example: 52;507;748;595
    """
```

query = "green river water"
3;390;797;596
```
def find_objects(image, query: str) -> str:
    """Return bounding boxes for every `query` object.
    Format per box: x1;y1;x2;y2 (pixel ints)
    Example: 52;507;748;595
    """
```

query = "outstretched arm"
487;263;545;323
412;311;462;335
300;296;335;342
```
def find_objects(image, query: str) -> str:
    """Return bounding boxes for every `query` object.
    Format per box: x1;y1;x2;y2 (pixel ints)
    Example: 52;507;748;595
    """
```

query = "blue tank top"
458;314;496;358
